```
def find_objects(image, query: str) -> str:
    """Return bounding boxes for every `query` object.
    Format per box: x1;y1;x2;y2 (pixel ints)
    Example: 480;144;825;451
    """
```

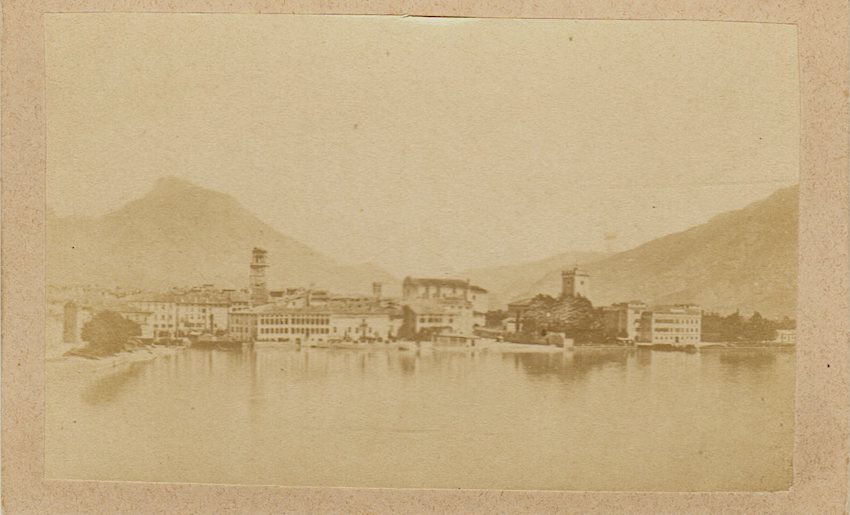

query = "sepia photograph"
41;13;801;493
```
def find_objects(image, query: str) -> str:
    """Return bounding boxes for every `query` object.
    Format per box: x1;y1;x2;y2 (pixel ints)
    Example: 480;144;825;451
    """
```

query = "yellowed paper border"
3;1;848;512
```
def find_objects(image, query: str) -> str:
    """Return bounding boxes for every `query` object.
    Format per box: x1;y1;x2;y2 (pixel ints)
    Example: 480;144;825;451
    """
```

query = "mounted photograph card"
2;1;848;513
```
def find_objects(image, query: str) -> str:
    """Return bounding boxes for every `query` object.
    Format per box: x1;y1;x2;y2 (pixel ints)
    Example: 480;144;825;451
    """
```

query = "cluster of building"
603;301;702;345
503;267;704;345
60;284;252;343
57;249;795;347
61;247;490;345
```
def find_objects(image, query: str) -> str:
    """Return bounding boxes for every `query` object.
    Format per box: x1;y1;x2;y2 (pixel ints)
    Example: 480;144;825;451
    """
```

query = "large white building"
637;305;702;345
399;299;477;340
602;301;647;342
228;302;401;343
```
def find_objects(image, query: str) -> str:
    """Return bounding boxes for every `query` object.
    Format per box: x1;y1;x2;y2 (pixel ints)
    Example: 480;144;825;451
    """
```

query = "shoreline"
46;345;186;381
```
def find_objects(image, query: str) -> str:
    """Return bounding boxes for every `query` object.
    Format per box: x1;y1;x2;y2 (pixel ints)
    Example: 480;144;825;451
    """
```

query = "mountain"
510;185;798;318
463;251;611;309
49;178;798;317
48;176;398;295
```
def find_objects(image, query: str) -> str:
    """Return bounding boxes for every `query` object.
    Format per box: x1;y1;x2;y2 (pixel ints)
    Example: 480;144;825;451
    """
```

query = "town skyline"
48;176;798;318
46;14;799;277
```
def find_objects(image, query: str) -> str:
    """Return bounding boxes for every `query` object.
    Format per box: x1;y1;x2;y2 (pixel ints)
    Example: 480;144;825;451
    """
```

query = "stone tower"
372;282;382;302
249;247;269;306
561;267;590;299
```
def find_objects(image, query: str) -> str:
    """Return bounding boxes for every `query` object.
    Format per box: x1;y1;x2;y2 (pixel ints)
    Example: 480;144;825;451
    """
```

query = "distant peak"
145;176;233;201
129;176;242;213
151;175;201;193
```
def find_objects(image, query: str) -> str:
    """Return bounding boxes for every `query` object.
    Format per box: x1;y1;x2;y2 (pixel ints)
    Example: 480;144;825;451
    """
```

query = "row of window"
654;318;699;324
418;316;455;324
652;335;699;342
654;327;699;333
259;316;330;325
154;322;217;329
260;327;330;335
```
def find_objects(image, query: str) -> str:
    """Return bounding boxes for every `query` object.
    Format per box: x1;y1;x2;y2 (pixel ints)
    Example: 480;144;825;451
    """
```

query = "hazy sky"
45;15;799;277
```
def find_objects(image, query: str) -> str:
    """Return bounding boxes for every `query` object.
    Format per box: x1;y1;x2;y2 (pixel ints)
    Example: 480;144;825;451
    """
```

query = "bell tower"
250;247;269;306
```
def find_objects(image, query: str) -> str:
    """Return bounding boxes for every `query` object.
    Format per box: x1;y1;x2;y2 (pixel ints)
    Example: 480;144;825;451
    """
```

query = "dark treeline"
487;301;795;344
701;311;795;343
492;294;603;344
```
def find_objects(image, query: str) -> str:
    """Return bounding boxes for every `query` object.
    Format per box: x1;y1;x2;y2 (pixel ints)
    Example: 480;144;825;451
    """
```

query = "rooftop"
403;299;472;314
402;277;488;293
247;300;399;316
126;290;251;305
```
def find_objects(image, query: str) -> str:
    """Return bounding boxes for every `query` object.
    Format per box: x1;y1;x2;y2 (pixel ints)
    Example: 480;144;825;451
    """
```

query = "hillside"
48;178;799;317
47;176;398;294
510;185;798;318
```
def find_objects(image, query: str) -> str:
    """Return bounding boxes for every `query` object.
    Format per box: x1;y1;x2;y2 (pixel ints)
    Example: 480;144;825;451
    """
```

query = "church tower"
249;247;269;306
561;267;590;299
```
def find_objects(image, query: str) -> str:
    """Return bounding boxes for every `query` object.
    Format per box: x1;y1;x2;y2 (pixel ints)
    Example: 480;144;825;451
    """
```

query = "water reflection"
81;362;146;405
397;353;417;375
715;349;780;368
509;348;631;385
48;346;795;491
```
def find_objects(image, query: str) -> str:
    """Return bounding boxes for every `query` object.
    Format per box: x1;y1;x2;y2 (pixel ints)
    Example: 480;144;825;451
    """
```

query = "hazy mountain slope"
463;251;611;308
48;176;397;294
513;185;798;318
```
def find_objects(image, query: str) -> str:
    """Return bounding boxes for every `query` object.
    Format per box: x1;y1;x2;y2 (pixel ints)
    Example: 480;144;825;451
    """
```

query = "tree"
744;311;776;342
777;316;796;330
80;310;141;356
520;294;602;344
721;310;745;341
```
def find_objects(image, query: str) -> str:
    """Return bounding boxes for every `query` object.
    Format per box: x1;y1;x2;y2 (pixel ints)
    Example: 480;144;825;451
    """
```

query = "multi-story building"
126;289;250;338
602;301;647;342
401;277;488;332
401;277;489;314
229;310;257;342
638;305;702;345
400;299;476;340
229;302;398;343
125;293;178;338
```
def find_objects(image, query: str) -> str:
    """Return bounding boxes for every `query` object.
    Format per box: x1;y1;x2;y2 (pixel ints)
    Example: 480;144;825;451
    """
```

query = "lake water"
45;345;794;491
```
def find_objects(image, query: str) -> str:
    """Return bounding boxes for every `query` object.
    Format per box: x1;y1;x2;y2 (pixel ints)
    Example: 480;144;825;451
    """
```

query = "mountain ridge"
48;176;398;295
507;185;798;318
48;177;798;318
